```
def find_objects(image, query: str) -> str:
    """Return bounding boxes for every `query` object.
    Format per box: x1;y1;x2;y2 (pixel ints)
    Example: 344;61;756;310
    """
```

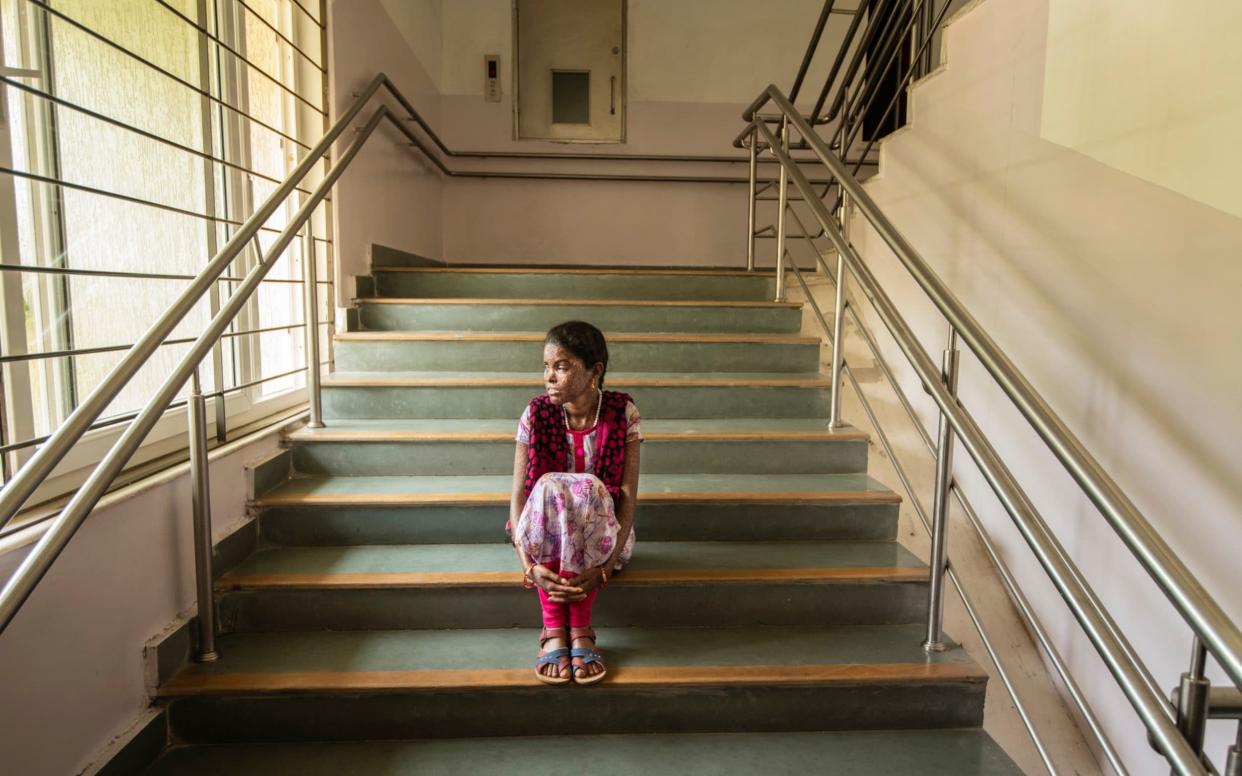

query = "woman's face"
543;342;600;406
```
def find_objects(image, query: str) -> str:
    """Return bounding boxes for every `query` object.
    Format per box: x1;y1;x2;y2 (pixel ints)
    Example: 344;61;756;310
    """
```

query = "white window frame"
0;0;327;510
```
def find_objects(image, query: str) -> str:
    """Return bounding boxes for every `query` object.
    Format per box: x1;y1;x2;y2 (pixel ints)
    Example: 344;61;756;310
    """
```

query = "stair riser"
288;439;867;476
357;303;802;334
334;339;820;373
218;581;927;632
322;385;830;419
259;503;899;545
374;271;777;301
167;683;984;744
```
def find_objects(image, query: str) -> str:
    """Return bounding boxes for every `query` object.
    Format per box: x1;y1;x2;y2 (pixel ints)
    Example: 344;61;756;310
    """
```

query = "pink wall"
328;0;444;299
0;435;282;776
851;0;1242;769
439;96;773;267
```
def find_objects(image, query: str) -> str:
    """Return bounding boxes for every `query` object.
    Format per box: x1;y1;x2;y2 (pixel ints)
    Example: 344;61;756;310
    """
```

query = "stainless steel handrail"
782;228;1059;774
756;84;1242;693
746;81;1238;773
0;67;388;532
785;203;1128;775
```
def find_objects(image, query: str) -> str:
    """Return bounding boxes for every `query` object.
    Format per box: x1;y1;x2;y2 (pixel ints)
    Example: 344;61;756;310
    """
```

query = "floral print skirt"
515;472;634;576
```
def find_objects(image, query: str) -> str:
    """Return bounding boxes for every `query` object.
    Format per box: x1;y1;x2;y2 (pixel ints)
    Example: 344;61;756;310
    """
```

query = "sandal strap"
570;647;604;664
569;627;596;641
539;627;568;646
535;647;571;667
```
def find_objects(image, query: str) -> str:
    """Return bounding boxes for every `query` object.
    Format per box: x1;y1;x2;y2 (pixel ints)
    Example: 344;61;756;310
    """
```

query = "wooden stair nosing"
322;376;832;388
334;331;819;345
284;429;870;444
354;297;802;309
216;567;926;591
157;661;983;696
371;266;773;278
253;490;901;508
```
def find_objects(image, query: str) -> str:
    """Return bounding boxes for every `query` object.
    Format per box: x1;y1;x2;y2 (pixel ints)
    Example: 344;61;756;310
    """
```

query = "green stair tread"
220;540;924;579
261;473;896;499
145;730;1022;775
288;418;863;437
166;624;969;679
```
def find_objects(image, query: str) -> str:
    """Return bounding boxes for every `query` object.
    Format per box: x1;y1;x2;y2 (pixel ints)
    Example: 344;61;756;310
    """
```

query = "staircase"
142;263;1022;773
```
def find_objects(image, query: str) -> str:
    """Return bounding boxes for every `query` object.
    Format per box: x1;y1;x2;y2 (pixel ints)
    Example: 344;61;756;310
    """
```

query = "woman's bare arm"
605;438;641;571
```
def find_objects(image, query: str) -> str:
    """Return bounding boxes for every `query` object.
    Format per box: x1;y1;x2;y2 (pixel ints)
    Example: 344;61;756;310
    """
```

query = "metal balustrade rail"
737;1;1242;771
748;88;1233;775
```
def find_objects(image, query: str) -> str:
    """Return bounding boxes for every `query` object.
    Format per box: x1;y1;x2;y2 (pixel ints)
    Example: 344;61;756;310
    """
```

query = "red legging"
535;560;598;629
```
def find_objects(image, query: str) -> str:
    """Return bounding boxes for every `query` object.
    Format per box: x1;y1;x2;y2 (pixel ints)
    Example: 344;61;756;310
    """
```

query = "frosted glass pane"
551;70;589;124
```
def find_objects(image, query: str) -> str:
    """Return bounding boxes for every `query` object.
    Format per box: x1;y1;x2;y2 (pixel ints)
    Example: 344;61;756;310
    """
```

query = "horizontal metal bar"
0;321;308;364
380;77;818;167
0;262;332;286
0;357;326;457
150;0;325;114
0;68;386;532
0;103;382;641
23;0;313;152
754;111;1205;775
204;359;326;400
234;0;325;70
0;166;319;235
786;209;1126;775
0;404;311;540
766;83;1242;698
0;76;321;198
288;0;323;28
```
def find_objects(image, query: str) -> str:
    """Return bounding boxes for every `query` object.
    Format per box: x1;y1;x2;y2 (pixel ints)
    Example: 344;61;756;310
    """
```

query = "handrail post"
828;189;849;430
923;326;960;652
1176;637;1212;758
774;118;790;301
187;369;218;662
746;128;758;272
1226;723;1242;776
918;0;937;78
301;226;324;428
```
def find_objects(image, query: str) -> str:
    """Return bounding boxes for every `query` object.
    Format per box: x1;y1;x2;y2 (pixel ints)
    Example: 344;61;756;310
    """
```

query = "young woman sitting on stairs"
509;320;642;685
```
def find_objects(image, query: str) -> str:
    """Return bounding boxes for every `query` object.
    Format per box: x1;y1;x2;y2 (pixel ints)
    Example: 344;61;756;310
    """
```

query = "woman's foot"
570;627;607;684
534;627;571;685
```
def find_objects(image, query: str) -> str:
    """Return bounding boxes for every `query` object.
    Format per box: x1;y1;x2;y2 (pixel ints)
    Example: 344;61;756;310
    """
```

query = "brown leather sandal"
570;627;607;685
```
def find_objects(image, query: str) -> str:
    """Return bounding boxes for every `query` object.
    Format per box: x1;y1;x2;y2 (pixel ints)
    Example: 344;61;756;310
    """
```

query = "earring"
591;378;597;390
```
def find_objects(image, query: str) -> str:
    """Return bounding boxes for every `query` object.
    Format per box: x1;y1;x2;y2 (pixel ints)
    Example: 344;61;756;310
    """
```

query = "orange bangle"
599;566;608;587
522;565;535;589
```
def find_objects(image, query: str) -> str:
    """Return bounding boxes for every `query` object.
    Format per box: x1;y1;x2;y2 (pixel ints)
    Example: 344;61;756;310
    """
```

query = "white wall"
0;432;283;776
851;0;1242;771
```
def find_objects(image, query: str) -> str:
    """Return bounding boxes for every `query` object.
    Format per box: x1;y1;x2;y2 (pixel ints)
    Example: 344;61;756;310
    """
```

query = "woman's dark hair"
545;321;609;388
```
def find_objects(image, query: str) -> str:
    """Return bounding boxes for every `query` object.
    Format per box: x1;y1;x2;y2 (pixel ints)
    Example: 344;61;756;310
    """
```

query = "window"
0;0;331;502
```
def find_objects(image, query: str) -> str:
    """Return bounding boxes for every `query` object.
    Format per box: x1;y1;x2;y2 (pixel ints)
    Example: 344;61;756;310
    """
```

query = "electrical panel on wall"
485;55;501;102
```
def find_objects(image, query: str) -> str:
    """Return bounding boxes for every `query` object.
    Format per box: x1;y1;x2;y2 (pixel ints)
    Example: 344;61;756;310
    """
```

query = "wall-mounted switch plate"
485;55;501;102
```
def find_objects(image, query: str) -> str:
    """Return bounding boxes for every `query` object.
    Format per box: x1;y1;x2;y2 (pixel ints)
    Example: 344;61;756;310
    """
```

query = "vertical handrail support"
746;128;758;273
302;226;324;428
828;191;849;429
924;326;960;652
187;368;218;662
774;118;790;301
1177;637;1212;759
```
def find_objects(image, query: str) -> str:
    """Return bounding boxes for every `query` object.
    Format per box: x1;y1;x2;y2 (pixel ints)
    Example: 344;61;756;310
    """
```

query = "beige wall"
0;433;283;776
329;0;444;299
851;0;1242;770
340;0;842;267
